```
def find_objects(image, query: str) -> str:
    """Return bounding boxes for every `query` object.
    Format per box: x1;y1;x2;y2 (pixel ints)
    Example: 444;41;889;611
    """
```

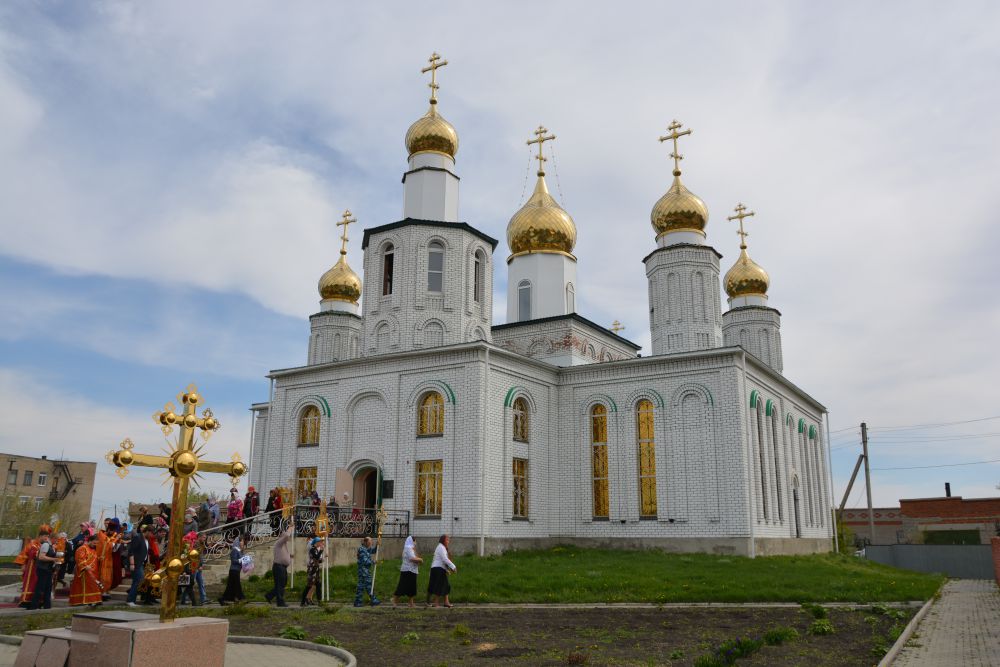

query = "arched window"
473;250;485;303
427;241;444;292
382;244;394;296
591;404;609;518
298;405;321;447
518;280;532;321
566;282;575;313
418;391;444;436
512;397;529;443
636;399;657;517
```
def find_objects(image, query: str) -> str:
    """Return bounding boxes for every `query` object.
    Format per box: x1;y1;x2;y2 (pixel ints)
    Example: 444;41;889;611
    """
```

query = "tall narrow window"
23;471;32;486
298;405;321;446
428;241;444;292
518;280;532;321
513;458;528;518
382;244;394;296
566;282;575;313
418;391;445;436
512;397;529;443
376;323;389;351
636;399;657;517
415;460;443;516
591;404;609;518
296;466;317;499
473;251;484;303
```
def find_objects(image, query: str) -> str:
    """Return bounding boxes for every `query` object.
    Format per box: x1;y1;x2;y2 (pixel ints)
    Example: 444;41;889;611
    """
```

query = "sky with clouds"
1;1;998;519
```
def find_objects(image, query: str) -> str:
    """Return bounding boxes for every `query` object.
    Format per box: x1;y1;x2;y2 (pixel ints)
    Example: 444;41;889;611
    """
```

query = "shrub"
763;626;799;645
808;619;835;636
401;631;420;644
451;624;471;639
801;603;827;619
279;625;307;640
248;574;260;583
313;635;341;647
693;654;726;667
668;649;685;659
263;570;273;580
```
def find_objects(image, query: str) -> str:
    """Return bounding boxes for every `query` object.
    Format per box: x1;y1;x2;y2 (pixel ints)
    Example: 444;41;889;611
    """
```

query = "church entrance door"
353;466;380;509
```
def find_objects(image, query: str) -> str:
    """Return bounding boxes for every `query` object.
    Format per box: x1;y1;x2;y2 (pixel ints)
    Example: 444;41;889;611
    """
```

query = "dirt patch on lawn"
222;605;909;666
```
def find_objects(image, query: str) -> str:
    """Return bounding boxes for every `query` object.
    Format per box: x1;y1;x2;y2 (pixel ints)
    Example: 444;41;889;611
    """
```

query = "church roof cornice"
362;218;499;250
641;242;723;263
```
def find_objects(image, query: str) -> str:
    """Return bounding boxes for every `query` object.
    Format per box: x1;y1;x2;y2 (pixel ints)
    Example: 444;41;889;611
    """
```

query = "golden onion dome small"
724;247;770;298
651;172;709;238
318;254;362;304
405;103;459;159
507;173;577;257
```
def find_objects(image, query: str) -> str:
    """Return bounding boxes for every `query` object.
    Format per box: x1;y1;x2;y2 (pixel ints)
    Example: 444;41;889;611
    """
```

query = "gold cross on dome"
527;125;556;175
727;202;756;248
658;119;692;175
421;52;448;103
336;209;356;256
610;320;625;333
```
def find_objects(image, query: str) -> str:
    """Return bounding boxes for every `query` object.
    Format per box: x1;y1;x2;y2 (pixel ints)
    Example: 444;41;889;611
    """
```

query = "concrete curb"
877;593;939;667
0;635;20;646
228;635;356;667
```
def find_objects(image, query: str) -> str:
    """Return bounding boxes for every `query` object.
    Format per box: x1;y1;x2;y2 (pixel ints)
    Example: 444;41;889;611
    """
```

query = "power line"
871;458;1000;471
868;415;1000;432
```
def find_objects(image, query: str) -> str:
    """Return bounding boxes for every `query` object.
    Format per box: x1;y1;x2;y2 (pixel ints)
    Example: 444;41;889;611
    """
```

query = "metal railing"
194;505;410;564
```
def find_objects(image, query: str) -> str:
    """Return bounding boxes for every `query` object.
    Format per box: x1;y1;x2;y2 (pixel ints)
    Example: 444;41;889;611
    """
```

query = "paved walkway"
894;579;1000;666
0;642;345;666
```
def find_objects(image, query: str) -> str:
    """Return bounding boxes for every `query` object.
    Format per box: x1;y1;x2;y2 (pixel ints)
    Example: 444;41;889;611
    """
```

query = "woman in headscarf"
391;535;423;607
427;534;457;608
218;534;246;605
300;537;325;606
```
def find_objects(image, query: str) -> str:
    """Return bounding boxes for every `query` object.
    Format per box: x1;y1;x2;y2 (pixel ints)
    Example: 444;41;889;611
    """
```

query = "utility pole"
861;422;875;545
0;459;14;538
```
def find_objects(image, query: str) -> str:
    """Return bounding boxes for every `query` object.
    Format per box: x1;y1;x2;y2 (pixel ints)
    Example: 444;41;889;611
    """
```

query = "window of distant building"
37;472;47;487
23;471;32;487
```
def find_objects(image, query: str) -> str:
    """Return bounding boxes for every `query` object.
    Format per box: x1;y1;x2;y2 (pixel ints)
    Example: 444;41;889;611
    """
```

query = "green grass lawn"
239;546;943;604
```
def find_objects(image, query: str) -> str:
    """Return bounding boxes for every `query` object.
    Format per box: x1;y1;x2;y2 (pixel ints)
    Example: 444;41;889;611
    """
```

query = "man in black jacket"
126;526;152;606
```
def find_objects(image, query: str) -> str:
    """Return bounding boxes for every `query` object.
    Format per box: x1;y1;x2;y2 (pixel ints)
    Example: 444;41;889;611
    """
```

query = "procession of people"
13;487;456;611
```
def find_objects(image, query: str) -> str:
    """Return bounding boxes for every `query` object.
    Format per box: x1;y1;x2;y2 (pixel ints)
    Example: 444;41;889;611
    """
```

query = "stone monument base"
15;611;229;667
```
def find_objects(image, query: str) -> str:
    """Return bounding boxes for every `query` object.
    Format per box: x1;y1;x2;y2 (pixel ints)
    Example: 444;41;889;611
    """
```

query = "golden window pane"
296;466;317;498
513;397;529;442
591;404;607;444
418;392;444;435
640;478;657;516
593;477;609;517
299;406;321;445
592;443;609;517
415;459;443;515
513;457;528;517
636;400;656;516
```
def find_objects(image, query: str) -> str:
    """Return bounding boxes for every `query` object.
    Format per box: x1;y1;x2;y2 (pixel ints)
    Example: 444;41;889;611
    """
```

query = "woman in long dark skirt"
392;536;423;607
218;535;246;605
427;534;456;608
300;538;324;606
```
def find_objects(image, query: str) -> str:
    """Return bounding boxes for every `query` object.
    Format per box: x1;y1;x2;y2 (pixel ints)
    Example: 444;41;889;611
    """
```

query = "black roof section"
492;313;642;350
362;218;499;250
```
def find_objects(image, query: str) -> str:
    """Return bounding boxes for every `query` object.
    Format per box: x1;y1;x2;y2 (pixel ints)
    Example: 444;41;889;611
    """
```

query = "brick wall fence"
992;536;1000;587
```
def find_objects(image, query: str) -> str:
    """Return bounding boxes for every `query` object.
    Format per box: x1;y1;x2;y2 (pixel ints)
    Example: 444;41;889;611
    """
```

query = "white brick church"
248;55;833;557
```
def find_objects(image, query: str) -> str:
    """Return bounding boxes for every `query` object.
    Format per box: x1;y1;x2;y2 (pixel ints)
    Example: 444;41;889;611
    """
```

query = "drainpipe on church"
479;347;489;556
740;351;756;558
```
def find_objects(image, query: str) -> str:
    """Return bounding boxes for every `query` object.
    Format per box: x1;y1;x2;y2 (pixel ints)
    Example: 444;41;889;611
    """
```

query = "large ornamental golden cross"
336;209;356;256
107;384;246;622
659;119;692;175
421;52;448;103
727;202;756;249
527;125;555;175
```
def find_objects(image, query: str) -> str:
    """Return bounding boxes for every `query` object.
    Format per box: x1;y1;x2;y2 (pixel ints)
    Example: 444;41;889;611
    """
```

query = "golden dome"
405;103;458;159
507;173;577;257
724;247;770;298
318;254;362;304
651;172;709;238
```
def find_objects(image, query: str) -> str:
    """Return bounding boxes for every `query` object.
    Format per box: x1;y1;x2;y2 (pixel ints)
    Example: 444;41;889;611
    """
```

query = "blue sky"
1;1;999;517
